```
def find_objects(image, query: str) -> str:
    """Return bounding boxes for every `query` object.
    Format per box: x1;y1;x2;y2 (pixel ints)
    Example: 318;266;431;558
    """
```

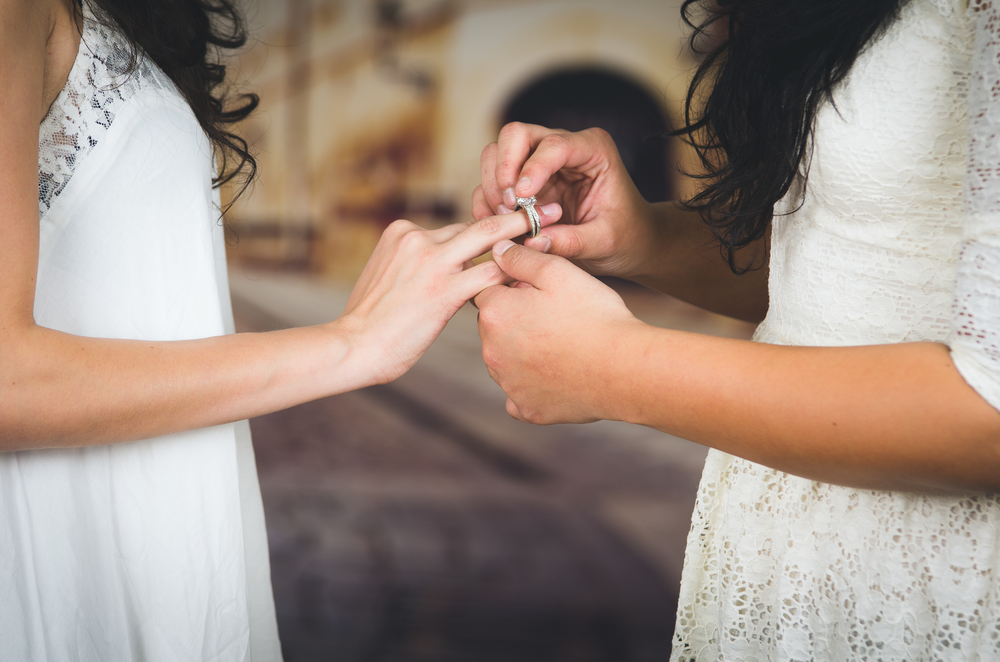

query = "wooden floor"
231;270;755;662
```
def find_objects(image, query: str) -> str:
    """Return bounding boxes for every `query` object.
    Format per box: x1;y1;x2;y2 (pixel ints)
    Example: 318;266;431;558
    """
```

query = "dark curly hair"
78;0;258;199
675;0;906;273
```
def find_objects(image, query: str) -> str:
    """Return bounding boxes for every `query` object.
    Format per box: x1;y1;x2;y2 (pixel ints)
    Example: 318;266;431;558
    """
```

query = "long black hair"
676;0;906;272
80;0;258;197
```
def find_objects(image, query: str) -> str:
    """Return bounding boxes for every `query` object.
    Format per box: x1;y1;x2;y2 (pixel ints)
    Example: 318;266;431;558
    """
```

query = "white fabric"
950;0;1000;408
672;0;1000;660
0;3;281;661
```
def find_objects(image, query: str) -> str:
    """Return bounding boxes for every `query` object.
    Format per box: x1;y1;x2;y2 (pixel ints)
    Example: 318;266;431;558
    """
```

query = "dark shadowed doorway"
501;67;673;203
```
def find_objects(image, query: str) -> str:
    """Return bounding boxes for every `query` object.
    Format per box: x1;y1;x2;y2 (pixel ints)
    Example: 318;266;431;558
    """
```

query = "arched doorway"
501;67;673;203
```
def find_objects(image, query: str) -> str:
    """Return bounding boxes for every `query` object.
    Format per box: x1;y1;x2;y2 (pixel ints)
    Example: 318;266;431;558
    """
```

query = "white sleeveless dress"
0;4;281;661
672;1;1000;660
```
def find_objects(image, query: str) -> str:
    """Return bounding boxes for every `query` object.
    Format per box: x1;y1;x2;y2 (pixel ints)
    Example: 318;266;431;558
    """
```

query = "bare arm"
0;0;539;451
475;243;1000;494
633;201;769;322
621;333;998;494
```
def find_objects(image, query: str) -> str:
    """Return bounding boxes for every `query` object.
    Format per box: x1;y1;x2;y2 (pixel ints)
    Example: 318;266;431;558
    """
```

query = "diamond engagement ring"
515;196;541;238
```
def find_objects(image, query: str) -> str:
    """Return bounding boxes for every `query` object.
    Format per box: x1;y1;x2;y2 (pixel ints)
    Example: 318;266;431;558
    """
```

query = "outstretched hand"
474;122;665;280
475;240;644;425
338;209;560;386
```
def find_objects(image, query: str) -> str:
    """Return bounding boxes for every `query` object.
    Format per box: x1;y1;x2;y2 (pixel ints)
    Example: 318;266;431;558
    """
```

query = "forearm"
0;209;537;451
0;321;364;450
630;202;769;323
612;326;1000;493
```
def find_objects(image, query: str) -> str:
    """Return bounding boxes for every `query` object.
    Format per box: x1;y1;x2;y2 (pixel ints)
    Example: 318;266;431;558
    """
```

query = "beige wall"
227;0;696;279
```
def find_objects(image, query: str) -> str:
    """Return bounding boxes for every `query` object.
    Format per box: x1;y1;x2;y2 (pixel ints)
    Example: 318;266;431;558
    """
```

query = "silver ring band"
515;196;541;238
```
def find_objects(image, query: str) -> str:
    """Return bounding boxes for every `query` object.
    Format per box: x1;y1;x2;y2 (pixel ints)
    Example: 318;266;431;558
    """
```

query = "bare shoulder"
0;0;64;45
0;0;81;120
0;0;80;325
42;0;83;118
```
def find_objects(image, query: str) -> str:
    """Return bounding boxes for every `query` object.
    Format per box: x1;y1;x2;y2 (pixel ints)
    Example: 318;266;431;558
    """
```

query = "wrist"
595;319;660;424
317;316;378;394
625;201;677;282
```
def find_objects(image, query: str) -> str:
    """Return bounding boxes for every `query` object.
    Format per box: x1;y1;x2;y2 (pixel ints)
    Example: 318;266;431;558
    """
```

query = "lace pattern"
674;453;1000;661
949;0;1000;409
37;0;166;218
672;1;1000;659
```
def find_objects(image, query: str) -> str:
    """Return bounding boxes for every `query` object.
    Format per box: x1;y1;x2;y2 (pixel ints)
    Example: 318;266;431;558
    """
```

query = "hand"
338;210;559;385
474;239;644;425
473;122;664;280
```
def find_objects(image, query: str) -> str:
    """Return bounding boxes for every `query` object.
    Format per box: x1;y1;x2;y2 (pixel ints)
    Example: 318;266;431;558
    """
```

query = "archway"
501;67;673;203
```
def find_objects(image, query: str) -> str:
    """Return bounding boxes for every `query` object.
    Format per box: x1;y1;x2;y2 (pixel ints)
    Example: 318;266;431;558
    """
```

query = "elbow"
976;420;1000;493
930;405;1000;494
944;347;1000;492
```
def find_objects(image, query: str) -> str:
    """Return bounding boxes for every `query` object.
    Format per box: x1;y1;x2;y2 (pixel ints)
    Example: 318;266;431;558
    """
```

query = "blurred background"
224;1;753;660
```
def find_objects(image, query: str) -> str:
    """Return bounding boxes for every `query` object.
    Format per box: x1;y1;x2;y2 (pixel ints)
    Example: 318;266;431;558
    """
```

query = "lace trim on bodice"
37;1;167;219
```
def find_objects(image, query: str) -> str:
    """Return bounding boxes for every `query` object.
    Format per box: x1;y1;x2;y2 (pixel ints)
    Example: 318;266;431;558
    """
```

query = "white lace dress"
671;0;1000;659
0;4;281;661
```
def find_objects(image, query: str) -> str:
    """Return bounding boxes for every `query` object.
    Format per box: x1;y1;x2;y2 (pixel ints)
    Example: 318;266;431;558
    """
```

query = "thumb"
523;222;593;260
491;239;563;288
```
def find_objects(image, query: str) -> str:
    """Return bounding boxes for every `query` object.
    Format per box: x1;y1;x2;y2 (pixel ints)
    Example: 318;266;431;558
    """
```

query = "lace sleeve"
948;1;1000;410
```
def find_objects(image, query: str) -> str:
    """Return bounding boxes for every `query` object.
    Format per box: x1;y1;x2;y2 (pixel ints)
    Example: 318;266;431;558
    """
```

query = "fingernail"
502;188;516;209
515;177;532;194
497;204;512;215
536;236;552;253
539;202;560;218
493;239;515;256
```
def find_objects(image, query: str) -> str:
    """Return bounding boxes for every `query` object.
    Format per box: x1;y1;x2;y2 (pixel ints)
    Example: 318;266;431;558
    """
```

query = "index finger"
495;122;565;199
444;210;537;263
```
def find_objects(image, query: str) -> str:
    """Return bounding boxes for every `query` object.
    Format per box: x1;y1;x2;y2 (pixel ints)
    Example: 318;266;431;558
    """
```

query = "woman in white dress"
475;0;1000;658
0;0;550;660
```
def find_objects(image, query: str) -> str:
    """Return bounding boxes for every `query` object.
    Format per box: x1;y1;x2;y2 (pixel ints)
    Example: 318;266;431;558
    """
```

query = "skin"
473;122;1000;494
0;0;555;450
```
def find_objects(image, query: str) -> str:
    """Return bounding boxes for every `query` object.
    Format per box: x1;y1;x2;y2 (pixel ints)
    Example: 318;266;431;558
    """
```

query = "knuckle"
504;245;531;268
562;232;584;258
477;304;496;328
476;215;504;237
518;405;542;425
481;347;496;370
479;261;504;281
501;251;523;273
538;133;570;153
385;218;415;238
477;304;504;332
583;126;612;144
397;226;428;251
499;121;527;140
481;344;504;372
